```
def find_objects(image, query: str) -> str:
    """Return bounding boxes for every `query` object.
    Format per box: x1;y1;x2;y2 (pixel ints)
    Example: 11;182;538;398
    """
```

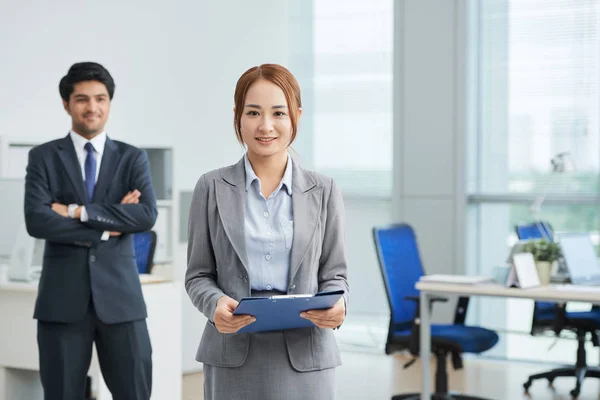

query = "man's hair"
59;62;115;101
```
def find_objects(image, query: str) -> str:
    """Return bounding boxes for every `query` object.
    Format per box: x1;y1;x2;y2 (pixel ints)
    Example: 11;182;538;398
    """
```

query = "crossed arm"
51;190;143;237
25;150;157;248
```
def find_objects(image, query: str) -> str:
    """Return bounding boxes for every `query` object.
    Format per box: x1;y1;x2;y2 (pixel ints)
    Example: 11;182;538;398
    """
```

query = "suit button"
290;285;296;290
90;255;96;262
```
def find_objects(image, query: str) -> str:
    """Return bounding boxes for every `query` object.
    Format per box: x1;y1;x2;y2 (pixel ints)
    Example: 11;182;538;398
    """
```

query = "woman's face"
239;78;300;160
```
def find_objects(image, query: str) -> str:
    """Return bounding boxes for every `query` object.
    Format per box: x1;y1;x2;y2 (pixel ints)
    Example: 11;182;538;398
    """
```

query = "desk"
415;281;600;399
0;266;182;400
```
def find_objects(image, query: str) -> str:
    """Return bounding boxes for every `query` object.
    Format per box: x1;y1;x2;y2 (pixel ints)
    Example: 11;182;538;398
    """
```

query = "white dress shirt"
69;130;110;241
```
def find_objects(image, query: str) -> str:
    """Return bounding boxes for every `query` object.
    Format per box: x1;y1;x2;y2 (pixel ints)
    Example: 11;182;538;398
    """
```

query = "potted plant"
521;239;562;285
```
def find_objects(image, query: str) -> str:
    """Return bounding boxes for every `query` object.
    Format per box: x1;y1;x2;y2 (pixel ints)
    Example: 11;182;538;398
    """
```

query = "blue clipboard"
232;289;344;333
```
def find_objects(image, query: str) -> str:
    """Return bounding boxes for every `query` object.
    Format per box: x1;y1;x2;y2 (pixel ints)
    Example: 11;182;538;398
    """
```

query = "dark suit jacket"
24;135;158;324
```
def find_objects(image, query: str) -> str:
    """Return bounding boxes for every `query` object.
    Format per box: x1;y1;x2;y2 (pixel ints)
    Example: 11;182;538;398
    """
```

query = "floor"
181;352;600;400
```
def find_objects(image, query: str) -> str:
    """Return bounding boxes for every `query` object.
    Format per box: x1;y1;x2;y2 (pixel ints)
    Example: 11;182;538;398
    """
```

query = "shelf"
142;148;173;201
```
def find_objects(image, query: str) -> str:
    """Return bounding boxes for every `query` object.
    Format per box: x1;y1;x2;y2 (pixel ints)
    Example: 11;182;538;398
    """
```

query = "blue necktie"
84;142;97;202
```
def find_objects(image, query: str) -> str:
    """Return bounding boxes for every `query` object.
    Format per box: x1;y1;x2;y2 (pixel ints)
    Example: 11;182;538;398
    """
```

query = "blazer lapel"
289;159;322;282
57;135;87;204
215;158;250;274
92;138;120;202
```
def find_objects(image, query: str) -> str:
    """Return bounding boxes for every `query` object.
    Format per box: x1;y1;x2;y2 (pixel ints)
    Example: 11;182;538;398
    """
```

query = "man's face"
63;80;111;138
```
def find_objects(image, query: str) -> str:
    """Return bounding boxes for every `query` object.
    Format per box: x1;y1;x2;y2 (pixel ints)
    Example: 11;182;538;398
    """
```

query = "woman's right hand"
213;295;256;334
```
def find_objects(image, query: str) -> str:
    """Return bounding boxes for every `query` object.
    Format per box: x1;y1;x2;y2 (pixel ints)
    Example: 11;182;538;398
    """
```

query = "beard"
73;120;103;138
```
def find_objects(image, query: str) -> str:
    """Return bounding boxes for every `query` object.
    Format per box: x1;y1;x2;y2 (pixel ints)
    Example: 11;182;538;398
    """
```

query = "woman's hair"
233;64;302;145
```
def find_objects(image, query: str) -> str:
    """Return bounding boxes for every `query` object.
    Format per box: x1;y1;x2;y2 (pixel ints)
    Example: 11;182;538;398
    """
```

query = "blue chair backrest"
373;224;424;329
515;222;557;322
133;231;157;274
516;222;554;241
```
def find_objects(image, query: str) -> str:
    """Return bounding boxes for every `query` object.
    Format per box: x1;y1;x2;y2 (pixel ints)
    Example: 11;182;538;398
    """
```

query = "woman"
185;63;349;400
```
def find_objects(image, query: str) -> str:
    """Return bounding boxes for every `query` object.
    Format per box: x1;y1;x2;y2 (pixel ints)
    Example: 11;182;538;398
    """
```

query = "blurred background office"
1;0;600;399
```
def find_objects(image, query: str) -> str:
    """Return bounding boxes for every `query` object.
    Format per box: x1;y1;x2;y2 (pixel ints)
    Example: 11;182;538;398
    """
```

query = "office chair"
373;224;499;400
515;221;554;242
516;222;600;398
133;230;157;274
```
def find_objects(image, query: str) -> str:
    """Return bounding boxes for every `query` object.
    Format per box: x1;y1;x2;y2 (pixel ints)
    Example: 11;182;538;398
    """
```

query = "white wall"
0;0;291;374
343;198;391;314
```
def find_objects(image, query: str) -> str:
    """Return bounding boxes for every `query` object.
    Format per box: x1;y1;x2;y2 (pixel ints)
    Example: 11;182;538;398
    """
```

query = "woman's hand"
213;296;256;334
300;297;346;329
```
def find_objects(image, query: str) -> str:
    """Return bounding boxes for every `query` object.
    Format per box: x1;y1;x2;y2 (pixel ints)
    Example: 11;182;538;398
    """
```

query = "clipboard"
232;289;345;333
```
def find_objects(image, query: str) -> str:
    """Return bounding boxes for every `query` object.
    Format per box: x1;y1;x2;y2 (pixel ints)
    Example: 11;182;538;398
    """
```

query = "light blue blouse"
244;154;294;292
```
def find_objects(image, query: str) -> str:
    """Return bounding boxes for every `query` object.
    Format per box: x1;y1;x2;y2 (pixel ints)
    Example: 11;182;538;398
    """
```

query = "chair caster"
523;381;532;392
547;377;554;386
570;388;580;398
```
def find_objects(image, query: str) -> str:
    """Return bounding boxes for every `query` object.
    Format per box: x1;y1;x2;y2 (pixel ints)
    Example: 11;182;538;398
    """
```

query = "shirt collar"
69;130;107;155
244;154;293;196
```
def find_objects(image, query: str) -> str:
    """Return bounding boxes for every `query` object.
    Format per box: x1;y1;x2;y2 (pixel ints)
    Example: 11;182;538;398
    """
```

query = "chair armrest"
552;303;567;336
453;296;470;325
404;295;448;355
405;295;448;303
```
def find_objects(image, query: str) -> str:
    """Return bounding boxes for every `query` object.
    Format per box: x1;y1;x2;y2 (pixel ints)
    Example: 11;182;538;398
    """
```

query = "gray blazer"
185;156;349;372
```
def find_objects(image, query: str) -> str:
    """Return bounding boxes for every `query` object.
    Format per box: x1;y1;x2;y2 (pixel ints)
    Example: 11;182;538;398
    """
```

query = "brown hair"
234;64;302;145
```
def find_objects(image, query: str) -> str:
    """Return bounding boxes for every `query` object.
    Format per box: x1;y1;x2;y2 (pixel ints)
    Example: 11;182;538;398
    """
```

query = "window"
304;0;394;196
467;0;600;363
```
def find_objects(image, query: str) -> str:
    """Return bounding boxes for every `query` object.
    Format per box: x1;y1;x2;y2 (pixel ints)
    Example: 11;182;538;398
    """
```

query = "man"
24;62;157;400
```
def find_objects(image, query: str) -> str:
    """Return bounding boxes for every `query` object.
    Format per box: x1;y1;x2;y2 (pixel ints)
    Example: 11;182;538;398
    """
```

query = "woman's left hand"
301;297;346;329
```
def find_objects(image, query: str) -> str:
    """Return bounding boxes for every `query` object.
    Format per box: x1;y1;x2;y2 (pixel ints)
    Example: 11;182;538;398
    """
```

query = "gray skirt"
203;329;336;400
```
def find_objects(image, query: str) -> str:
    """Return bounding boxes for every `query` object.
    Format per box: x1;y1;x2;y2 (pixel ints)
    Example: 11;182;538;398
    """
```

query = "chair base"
392;392;492;400
524;366;600;398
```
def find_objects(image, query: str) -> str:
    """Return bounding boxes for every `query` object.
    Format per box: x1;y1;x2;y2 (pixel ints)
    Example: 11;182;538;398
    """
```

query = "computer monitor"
557;232;600;285
0;178;26;263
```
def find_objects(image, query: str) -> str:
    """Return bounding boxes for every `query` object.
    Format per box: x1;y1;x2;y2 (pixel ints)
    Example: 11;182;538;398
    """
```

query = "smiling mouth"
256;137;276;142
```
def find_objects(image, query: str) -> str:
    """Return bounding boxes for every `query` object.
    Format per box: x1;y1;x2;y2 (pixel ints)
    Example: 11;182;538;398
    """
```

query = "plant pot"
536;261;552;285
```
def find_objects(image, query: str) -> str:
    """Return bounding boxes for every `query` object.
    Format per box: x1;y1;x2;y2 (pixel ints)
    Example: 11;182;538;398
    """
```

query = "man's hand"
121;190;141;204
301;297;346;329
99;190;140;237
213;295;256;334
51;203;68;217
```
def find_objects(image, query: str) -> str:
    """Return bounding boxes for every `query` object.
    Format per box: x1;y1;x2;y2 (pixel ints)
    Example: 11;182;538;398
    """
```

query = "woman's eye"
274;111;287;117
246;111;259;116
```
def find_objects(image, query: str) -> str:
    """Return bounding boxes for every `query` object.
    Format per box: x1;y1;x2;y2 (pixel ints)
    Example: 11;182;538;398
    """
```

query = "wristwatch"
67;204;79;219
